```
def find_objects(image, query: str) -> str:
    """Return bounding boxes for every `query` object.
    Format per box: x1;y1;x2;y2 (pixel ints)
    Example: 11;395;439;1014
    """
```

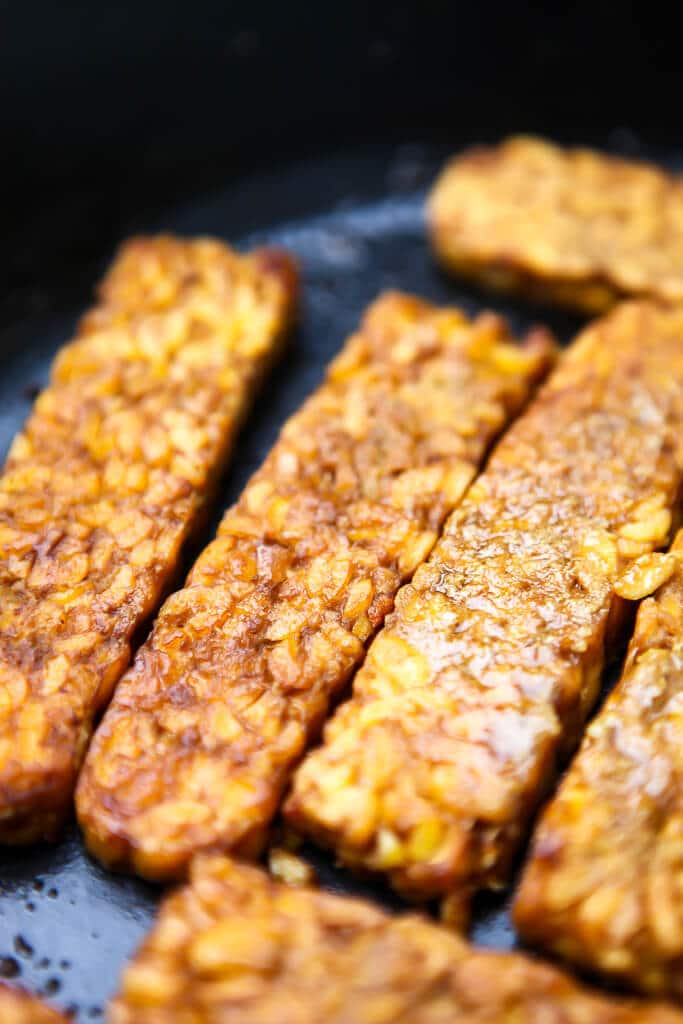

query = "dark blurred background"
2;0;681;316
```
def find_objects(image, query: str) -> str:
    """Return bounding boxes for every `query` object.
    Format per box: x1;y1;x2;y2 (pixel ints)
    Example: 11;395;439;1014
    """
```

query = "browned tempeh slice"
0;236;297;843
108;856;682;1024
515;527;683;1000
75;293;555;881
286;301;683;913
429;136;683;314
0;982;68;1023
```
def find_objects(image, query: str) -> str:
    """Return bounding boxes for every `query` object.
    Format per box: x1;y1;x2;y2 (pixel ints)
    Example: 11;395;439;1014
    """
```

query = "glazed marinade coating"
0;235;297;843
429;135;683;314
0;983;68;1023
76;293;555;881
515;527;683;1000
109;856;682;1024
286;301;683;912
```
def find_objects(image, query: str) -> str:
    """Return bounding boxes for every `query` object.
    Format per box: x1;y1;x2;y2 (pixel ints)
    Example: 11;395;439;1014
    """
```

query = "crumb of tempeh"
75;292;555;882
0;982;68;1023
429;136;683;314
515;527;683;1000
286;301;683;913
268;847;317;887
108;855;682;1024
0;235;297;843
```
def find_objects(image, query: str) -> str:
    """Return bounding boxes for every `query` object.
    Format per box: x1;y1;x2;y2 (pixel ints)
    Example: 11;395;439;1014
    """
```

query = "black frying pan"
2;2;682;1018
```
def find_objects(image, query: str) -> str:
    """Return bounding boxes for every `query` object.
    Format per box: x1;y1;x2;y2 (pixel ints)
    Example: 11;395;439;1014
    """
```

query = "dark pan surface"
0;142;664;1019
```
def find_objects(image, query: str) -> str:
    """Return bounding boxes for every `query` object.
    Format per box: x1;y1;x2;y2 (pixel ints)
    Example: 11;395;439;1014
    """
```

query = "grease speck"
14;935;33;958
0;956;20;978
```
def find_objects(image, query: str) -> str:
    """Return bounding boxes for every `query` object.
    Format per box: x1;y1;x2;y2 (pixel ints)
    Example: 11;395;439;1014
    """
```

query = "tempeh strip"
0;983;68;1023
429;136;683;314
109;856;682;1024
515;528;683;999
286;301;683;913
76;293;555;881
0;236;297;843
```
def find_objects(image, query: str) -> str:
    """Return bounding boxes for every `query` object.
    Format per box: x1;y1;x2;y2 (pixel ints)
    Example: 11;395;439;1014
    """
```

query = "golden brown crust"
76;293;555;881
429;136;683;314
0;983;68;1023
0;236;297;843
515;527;683;999
286;301;683;909
108;856;682;1023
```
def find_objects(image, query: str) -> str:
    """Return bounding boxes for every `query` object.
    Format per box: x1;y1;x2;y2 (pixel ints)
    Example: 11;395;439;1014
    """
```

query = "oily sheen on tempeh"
429;136;683;313
286;301;683;915
76;293;554;881
109;856;682;1024
516;528;683;1001
0;235;297;842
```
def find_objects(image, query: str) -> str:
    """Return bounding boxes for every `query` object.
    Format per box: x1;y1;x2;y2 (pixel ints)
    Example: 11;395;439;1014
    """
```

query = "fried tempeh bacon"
286;301;683;915
109;856;682;1024
0;236;297;843
0;983;68;1024
515;527;683;1000
76;293;555;881
429;136;683;314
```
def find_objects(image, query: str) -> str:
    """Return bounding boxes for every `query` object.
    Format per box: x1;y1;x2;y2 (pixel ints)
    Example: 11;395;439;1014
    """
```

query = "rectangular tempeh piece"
109;856;682;1024
515;528;683;1000
0;236;297;843
429;136;683;314
0;983;67;1024
286;301;683;914
75;293;555;881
